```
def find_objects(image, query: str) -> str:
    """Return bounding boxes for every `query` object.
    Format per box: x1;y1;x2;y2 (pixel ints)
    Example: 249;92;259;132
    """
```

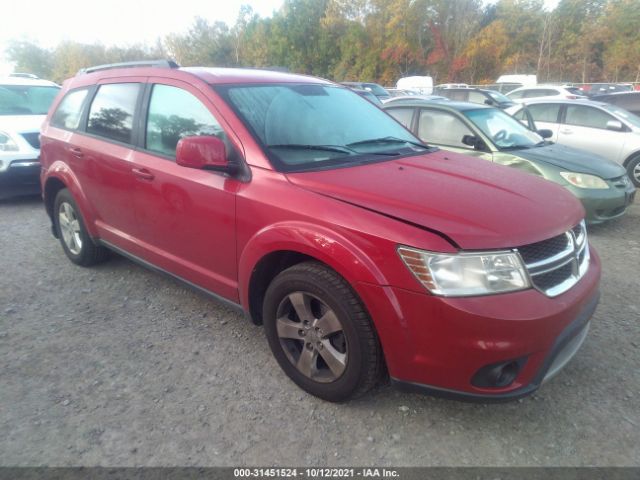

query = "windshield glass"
602;103;640;129
216;84;428;171
0;85;60;115
486;90;512;103
464;107;543;149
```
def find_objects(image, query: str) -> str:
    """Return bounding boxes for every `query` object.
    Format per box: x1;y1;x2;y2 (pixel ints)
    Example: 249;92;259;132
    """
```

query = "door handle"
69;147;84;158
560;129;573;135
132;167;155;181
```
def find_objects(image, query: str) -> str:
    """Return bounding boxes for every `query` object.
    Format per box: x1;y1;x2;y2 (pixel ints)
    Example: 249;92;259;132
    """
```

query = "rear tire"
263;262;383;402
54;188;109;266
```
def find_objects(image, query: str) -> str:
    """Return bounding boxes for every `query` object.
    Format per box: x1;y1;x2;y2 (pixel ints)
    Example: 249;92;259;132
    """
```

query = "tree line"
6;0;640;86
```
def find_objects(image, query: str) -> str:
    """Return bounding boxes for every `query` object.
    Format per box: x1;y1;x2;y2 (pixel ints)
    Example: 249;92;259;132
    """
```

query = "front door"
130;80;241;301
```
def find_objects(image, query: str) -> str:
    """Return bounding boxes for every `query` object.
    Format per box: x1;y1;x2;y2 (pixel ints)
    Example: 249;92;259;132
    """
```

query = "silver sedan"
506;99;640;186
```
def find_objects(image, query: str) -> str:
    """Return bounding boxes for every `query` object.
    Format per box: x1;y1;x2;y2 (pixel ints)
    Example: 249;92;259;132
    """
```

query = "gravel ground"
0;195;639;467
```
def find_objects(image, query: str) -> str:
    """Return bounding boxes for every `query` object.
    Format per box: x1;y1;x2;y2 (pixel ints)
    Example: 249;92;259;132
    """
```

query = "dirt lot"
0;195;638;467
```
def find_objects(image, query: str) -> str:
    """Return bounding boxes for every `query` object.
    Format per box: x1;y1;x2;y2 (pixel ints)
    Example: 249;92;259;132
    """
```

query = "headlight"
560;172;609;189
398;247;530;296
0;130;20;152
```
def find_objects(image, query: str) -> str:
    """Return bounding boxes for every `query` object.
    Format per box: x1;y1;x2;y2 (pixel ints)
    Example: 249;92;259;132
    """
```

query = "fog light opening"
471;357;527;388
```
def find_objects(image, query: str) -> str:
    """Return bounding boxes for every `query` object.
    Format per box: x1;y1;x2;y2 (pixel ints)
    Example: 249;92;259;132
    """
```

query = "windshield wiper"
267;144;355;155
347;136;430;150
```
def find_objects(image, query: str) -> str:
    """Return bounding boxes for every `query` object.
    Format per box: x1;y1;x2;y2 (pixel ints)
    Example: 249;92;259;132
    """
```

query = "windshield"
0;85;60;115
464;108;543;149
602;104;640;129
216;84;428;172
486;90;512;104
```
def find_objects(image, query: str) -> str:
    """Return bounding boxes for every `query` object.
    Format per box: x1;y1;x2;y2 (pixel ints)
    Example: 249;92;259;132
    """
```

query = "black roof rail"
77;60;180;76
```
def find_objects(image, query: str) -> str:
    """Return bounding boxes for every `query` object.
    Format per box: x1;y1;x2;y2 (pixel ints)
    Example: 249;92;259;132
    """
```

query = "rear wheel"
54;189;109;266
263;262;383;402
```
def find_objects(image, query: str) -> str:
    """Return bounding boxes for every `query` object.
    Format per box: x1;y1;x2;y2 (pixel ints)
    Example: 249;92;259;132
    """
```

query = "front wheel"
627;155;640;187
263;262;383;402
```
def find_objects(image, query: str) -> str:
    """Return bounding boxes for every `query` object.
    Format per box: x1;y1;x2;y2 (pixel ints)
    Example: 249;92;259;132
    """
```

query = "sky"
1;0;560;76
0;0;284;75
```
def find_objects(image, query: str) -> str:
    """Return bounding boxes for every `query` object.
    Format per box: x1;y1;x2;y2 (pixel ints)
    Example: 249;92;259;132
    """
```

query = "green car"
384;100;636;224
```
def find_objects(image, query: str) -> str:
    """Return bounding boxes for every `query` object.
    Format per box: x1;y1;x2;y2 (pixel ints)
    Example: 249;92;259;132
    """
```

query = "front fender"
43;161;99;238
237;221;389;311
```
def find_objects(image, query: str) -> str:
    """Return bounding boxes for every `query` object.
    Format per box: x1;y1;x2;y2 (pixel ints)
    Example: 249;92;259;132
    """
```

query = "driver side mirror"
606;120;624;132
176;136;237;173
462;134;487;151
537;129;553;139
484;99;495;106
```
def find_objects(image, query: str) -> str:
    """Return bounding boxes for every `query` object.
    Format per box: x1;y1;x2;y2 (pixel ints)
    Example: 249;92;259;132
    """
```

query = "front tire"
263;262;383;402
626;155;640;187
54;188;109;266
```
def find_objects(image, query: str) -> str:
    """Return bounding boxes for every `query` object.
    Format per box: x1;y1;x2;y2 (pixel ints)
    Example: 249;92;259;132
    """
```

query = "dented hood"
286;151;584;250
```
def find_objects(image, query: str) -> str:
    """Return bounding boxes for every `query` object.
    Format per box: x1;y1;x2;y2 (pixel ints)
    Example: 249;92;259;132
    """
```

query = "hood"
0;114;46;134
509;143;626;179
286;151;583;250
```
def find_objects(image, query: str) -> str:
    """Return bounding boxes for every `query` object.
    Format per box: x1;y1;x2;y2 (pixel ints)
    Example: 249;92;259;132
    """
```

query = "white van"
396;76;433;95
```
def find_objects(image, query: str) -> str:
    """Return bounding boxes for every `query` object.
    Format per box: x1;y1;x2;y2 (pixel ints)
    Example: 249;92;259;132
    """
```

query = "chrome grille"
516;221;589;297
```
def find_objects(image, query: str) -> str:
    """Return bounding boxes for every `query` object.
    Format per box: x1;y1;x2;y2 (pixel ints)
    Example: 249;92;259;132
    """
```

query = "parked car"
348;88;383;106
385;88;421;97
434;87;515;108
507;85;586;102
382;95;449;104
507;99;640;186
584;83;633;97
435;83;469;89
590;91;640;116
41;61;600;402
0;76;60;199
493;74;537;94
384;100;635;224
340;82;390;101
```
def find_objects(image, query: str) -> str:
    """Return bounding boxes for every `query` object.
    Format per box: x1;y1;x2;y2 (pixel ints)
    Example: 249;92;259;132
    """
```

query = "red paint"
40;67;600;399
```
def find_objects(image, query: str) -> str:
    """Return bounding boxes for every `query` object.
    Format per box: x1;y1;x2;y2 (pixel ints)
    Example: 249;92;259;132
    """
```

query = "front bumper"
569;183;636;224
0;158;41;199
356;246;601;401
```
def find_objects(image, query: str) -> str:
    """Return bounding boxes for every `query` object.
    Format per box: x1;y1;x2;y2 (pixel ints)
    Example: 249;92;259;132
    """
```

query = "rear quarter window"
51;88;90;130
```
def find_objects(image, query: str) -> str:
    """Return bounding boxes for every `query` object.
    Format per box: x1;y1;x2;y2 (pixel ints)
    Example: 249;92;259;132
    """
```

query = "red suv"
40;61;601;402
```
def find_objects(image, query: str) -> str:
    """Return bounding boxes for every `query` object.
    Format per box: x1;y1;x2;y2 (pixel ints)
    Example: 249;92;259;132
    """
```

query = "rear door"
129;78;241;301
556;104;626;161
70;80;145;241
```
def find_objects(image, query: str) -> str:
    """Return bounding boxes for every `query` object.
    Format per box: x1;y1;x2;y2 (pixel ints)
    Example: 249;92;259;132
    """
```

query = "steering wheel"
493;129;507;142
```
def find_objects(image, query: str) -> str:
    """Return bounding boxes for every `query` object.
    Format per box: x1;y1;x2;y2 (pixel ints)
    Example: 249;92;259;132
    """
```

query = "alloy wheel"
58;202;83;255
275;291;348;383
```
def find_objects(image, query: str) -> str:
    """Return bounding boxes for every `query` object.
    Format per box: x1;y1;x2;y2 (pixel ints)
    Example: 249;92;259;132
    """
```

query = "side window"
508;90;524;100
145;84;226;158
51;88;89;130
528;104;561;123
523;89;543;98
386;107;414;129
418;109;473;147
87;83;141;144
543;89;560;96
565;105;616;129
468;91;487;104
449;90;468;101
